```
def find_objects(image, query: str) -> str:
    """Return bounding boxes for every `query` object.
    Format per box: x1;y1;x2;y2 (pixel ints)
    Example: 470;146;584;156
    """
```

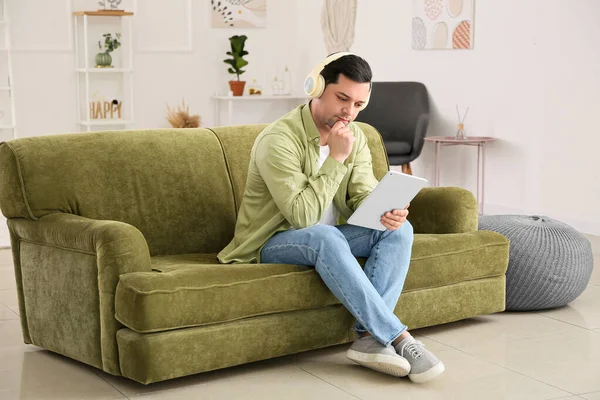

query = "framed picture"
412;0;475;50
211;0;266;28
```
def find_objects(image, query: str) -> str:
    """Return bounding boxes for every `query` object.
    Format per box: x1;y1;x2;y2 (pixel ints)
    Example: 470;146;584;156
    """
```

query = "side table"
424;136;496;214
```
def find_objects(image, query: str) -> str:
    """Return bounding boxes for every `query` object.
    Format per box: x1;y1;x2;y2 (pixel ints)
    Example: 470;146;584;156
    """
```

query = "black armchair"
355;82;430;174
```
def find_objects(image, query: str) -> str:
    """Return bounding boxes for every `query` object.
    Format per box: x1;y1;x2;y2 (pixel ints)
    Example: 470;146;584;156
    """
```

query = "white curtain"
320;0;357;54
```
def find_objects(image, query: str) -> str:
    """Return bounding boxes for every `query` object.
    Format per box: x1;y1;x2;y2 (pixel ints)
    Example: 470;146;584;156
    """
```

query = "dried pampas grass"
166;99;201;128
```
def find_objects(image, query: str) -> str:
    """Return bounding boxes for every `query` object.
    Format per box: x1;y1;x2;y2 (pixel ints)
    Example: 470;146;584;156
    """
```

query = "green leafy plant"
223;35;248;81
98;33;121;54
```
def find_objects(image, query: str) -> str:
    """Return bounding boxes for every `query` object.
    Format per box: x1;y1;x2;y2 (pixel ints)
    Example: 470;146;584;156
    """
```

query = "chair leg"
401;163;413;175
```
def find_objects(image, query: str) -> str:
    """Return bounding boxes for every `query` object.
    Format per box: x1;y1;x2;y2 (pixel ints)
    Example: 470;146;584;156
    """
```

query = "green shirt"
217;103;379;264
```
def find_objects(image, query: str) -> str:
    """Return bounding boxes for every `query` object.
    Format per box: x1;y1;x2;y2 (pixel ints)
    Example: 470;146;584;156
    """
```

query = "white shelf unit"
211;95;308;126
73;11;134;132
0;0;17;137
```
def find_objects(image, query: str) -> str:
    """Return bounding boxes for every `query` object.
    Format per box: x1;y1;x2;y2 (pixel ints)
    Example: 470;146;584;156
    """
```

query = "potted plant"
223;35;248;96
96;32;121;68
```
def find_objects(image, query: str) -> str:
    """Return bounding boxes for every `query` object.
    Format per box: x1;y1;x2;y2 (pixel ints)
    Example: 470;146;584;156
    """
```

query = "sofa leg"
401;163;412;175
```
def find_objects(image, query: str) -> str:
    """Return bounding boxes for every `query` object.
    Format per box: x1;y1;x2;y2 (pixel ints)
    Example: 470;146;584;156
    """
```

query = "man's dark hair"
320;53;372;87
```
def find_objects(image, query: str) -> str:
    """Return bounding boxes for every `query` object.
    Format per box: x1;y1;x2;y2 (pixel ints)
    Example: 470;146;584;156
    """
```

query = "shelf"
211;95;308;101
76;68;133;73
0;125;15;129
79;120;135;127
74;10;135;133
0;86;11;91
212;95;309;125
73;11;134;17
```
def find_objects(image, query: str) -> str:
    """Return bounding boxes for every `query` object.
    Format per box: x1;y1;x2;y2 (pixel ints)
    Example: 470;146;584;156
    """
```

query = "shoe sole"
408;361;445;383
346;349;411;377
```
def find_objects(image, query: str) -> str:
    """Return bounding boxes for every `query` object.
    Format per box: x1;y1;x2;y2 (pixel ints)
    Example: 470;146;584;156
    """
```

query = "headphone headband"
308;52;354;82
303;52;370;110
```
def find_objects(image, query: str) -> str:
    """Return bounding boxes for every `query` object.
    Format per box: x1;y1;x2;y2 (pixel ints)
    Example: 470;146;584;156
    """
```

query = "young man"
218;53;444;383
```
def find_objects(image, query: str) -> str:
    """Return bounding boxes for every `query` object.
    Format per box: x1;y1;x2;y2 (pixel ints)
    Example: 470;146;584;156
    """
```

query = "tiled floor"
0;235;598;399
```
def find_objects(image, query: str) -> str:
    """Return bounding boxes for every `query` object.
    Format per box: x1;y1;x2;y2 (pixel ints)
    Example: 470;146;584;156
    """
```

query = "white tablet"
347;171;428;231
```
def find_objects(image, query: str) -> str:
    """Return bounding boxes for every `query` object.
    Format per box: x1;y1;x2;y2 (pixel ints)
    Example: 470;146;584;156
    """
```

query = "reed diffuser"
455;105;469;139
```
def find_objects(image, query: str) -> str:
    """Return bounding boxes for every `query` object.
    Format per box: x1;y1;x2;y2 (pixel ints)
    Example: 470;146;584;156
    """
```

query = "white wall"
3;0;308;141
296;0;600;234
1;0;599;245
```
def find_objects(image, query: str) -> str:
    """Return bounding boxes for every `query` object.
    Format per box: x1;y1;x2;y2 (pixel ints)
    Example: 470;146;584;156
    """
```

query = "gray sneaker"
346;336;411;377
395;337;445;383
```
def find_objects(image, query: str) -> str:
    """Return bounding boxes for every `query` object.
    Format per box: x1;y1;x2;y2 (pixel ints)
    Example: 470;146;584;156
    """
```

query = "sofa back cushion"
0;129;237;256
210;121;389;212
210;124;267;211
355;122;390;180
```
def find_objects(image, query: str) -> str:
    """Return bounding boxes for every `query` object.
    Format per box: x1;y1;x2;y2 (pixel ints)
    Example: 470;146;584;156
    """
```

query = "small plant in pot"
223;35;248;96
96;33;121;68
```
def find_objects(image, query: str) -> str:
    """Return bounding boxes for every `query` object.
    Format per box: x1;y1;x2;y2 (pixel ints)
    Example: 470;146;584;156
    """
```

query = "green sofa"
0;123;509;384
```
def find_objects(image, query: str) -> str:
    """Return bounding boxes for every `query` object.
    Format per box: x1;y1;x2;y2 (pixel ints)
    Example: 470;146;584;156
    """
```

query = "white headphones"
303;52;370;110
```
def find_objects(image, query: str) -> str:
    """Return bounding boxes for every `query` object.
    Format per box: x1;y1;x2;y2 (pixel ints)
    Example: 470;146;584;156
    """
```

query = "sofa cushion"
115;259;339;333
0;129;238;256
115;230;508;333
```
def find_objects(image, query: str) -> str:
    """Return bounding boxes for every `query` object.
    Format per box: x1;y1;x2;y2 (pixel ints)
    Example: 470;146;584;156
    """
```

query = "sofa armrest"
407;187;478;234
8;213;151;375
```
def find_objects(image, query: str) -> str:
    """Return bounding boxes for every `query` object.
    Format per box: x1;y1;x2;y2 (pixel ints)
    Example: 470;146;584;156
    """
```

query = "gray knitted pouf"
478;215;593;311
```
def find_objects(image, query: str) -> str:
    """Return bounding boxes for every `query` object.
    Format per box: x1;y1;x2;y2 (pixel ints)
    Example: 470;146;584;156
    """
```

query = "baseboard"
482;203;600;236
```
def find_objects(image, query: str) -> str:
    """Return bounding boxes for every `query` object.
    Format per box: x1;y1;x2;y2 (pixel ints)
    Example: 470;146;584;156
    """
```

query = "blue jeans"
260;222;414;346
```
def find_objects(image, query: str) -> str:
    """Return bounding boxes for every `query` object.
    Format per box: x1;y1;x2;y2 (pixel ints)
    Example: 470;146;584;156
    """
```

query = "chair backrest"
355;81;430;143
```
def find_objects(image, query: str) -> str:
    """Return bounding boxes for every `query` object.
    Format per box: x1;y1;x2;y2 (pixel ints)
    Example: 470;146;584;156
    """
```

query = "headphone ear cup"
304;73;317;97
304;73;325;98
313;74;325;98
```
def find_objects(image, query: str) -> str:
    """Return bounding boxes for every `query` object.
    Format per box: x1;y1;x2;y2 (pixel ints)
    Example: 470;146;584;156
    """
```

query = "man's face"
312;74;371;130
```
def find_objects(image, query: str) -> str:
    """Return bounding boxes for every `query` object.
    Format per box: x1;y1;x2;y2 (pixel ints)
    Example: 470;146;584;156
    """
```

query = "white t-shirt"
317;145;340;226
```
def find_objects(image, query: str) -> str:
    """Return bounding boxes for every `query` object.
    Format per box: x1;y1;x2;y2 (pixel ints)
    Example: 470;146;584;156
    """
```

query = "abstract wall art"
412;0;474;50
211;0;267;28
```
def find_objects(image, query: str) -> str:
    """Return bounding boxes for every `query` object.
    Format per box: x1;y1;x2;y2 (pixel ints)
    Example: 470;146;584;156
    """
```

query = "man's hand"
328;120;355;164
380;203;410;231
